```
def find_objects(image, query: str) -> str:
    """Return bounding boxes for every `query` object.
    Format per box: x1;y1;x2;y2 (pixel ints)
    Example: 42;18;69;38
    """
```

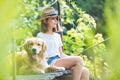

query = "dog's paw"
58;67;65;71
39;70;45;74
45;66;65;72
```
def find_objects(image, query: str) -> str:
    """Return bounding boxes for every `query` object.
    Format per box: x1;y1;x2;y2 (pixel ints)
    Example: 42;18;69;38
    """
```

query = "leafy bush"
62;7;107;79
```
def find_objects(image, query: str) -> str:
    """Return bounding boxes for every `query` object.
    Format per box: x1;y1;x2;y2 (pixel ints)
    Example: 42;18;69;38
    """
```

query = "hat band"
47;14;58;16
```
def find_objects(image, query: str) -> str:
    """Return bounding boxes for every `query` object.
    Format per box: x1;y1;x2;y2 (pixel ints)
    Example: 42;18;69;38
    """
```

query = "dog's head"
23;38;47;60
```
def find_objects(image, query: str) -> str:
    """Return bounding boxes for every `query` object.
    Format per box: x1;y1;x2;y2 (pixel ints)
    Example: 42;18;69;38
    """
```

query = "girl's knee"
83;67;89;74
75;56;84;65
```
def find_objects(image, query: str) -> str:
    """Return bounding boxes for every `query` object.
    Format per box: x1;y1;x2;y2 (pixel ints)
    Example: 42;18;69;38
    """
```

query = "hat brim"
39;14;61;21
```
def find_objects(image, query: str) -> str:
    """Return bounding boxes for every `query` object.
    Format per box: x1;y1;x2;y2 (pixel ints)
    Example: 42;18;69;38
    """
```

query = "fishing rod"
78;37;111;55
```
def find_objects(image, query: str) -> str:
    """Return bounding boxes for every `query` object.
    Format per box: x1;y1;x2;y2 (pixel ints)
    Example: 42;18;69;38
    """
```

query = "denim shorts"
47;55;60;65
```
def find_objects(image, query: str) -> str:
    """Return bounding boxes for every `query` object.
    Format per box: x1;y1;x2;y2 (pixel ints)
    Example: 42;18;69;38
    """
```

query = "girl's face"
47;17;57;29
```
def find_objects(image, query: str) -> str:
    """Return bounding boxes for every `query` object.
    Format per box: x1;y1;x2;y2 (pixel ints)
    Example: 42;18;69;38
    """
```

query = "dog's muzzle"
32;48;36;53
32;48;40;55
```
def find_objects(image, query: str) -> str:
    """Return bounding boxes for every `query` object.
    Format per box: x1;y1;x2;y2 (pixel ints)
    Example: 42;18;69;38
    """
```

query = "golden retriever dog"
16;38;65;75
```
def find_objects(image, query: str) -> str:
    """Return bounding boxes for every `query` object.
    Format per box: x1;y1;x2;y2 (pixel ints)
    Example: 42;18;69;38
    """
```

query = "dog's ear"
39;41;47;59
42;41;47;53
23;39;29;52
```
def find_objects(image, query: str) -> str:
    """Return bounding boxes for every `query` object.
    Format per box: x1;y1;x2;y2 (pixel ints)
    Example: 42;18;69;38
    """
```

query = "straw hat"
39;7;60;21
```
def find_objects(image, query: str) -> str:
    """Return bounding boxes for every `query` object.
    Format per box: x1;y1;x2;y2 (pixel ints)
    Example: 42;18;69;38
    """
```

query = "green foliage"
0;0;18;80
63;10;107;79
74;0;105;32
103;0;120;80
63;28;86;55
14;0;43;51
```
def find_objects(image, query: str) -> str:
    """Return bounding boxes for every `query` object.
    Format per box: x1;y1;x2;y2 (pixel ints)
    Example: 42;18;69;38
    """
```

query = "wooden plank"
8;70;72;80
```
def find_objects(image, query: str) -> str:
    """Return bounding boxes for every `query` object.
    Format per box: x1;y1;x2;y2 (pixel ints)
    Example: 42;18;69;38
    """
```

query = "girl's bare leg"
81;67;89;80
71;62;83;80
55;56;84;80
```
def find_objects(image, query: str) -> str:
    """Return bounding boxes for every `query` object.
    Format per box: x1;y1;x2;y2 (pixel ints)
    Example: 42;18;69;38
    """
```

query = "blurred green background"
0;0;18;80
0;0;120;80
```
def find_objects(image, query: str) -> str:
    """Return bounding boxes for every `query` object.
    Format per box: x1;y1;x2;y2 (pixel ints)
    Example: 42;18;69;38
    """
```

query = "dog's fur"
16;38;65;75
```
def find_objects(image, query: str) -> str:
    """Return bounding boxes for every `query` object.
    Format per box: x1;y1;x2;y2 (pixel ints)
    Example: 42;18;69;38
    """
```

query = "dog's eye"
29;43;33;46
37;43;41;46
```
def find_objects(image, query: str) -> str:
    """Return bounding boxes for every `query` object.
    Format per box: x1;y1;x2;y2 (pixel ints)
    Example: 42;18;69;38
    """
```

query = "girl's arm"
59;46;68;58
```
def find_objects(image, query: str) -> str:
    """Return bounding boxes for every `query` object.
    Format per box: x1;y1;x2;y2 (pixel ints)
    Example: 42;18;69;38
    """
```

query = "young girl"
37;7;89;80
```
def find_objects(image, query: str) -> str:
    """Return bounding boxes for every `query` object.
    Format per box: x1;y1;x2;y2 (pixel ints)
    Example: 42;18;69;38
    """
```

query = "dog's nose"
32;48;36;53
